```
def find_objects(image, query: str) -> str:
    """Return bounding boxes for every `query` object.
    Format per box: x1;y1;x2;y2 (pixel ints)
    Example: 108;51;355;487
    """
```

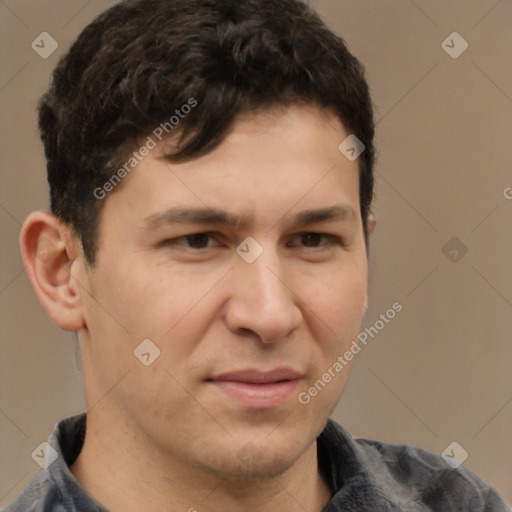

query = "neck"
70;411;332;512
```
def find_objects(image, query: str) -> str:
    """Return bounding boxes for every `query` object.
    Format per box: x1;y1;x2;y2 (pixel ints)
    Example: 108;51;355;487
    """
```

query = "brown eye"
294;233;343;249
300;233;324;247
164;233;218;250
184;233;212;249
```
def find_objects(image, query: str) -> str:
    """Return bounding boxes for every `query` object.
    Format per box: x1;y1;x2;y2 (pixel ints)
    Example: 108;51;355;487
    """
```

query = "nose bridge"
243;255;287;305
228;243;301;342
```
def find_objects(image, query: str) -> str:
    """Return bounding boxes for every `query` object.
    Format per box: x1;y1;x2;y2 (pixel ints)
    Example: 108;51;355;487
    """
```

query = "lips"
207;368;303;409
209;368;303;384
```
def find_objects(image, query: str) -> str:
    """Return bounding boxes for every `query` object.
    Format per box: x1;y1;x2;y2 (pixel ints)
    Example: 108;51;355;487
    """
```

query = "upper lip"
209;368;303;384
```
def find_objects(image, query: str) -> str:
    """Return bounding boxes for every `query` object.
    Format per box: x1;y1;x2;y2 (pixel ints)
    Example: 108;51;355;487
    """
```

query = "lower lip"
209;379;301;409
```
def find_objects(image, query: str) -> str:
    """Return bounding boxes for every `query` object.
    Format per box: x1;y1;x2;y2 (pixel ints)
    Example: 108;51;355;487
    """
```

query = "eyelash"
288;232;345;250
163;232;345;251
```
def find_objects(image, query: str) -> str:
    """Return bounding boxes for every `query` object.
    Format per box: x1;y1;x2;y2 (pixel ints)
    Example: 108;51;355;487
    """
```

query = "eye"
299;233;328;248
290;232;345;249
164;232;218;250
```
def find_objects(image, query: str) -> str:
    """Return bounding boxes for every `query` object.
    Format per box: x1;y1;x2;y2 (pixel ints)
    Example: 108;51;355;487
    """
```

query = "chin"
227;429;314;480
232;448;302;481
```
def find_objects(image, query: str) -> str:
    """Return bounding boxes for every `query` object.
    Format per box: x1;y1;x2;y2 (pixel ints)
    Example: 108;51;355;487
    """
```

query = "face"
76;105;369;480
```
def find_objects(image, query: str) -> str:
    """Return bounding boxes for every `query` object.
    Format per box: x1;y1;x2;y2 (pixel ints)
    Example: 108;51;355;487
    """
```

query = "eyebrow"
143;207;244;229
291;205;356;226
142;205;356;230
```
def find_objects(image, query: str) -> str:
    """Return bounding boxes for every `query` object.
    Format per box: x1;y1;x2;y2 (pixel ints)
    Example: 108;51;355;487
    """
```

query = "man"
7;0;508;510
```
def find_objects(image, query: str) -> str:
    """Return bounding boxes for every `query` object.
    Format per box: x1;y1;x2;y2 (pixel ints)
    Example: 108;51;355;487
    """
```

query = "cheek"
304;264;367;334
297;273;365;411
92;258;207;337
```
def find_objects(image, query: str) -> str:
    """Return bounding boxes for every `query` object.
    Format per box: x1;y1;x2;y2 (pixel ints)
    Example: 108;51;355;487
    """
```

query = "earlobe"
367;212;377;236
363;212;376;316
362;295;368;316
20;212;86;332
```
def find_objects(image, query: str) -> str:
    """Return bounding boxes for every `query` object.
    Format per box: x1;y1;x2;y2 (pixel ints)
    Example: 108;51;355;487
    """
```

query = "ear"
362;212;377;316
20;211;87;332
367;212;377;236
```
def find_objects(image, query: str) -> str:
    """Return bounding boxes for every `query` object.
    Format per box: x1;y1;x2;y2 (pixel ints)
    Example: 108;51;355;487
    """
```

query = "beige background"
1;0;511;508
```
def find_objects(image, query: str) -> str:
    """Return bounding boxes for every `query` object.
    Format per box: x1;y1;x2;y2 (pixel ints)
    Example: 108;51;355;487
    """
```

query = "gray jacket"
5;414;509;511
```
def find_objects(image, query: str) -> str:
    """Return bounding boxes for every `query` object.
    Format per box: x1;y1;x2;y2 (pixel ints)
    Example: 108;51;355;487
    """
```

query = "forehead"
102;105;361;227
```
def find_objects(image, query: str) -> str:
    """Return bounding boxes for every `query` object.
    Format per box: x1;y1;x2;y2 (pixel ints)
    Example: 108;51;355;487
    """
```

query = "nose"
224;248;302;344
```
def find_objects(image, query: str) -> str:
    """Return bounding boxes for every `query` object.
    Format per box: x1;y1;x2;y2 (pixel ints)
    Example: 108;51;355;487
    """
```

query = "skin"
21;105;376;512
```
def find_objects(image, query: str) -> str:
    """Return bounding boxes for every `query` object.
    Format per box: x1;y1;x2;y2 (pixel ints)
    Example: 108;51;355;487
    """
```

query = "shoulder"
3;471;61;512
4;414;104;512
358;436;506;509
320;419;509;511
